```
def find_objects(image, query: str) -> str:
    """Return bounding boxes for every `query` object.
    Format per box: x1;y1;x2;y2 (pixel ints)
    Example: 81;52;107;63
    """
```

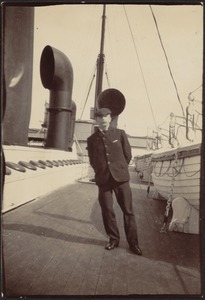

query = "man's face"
96;114;111;130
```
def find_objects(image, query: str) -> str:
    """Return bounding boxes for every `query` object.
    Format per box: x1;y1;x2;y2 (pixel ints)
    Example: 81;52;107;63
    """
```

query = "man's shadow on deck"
3;222;106;247
3;199;106;247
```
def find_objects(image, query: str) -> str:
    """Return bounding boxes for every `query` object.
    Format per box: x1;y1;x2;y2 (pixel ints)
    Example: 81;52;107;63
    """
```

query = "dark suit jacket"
87;128;132;186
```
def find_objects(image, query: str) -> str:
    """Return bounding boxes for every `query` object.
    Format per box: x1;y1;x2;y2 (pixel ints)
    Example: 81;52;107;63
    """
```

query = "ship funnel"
3;6;34;145
40;45;75;150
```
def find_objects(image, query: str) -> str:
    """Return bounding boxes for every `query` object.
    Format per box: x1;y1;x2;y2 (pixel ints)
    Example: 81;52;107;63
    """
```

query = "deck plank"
2;167;201;296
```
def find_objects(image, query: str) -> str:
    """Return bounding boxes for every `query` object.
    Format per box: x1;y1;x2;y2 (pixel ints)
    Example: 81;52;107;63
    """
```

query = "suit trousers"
98;175;139;247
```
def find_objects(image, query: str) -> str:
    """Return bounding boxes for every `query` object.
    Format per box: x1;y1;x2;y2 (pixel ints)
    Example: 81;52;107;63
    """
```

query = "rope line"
123;5;157;129
190;84;202;95
158;114;171;127
153;160;172;177
79;64;96;120
149;5;185;117
104;59;111;87
152;156;200;178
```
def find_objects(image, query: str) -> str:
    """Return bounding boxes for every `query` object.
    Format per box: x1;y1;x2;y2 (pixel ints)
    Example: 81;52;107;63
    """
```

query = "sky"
30;3;203;137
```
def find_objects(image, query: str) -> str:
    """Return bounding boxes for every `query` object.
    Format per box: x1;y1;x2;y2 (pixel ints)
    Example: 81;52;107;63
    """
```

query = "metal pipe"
68;100;76;151
40;45;74;150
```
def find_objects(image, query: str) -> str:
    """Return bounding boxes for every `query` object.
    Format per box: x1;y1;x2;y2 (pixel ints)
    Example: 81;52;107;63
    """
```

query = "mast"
94;4;106;112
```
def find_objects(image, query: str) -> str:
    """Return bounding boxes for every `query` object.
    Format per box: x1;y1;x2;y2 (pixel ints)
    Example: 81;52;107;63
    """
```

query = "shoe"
129;245;142;256
105;240;119;250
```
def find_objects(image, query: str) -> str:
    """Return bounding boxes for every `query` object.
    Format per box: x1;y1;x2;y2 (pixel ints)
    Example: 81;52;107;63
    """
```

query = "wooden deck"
2;167;201;296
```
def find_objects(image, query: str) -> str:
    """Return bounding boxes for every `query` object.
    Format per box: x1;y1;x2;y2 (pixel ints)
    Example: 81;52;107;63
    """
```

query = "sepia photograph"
1;1;203;297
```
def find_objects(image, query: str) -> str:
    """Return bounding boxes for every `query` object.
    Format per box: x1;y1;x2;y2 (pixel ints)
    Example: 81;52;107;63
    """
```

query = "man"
87;93;142;256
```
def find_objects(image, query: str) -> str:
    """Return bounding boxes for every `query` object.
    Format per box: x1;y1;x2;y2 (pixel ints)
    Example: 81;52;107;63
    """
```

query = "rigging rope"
123;5;157;129
190;84;202;95
79;65;96;120
105;59;111;87
158;113;171;127
149;5;185;118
